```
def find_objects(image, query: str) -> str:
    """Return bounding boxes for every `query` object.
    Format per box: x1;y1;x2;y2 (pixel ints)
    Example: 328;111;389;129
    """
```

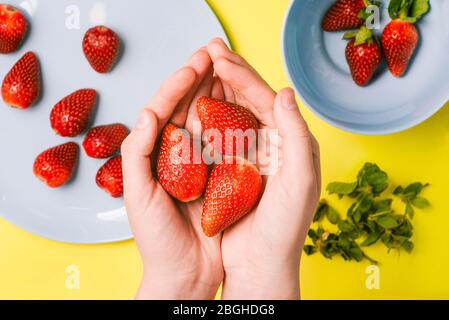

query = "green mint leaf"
327;206;341;225
393;186;404;195
394;219;414;238
327;181;357;197
304;245;317;256
410;0;429;19
349;247;364;262
382;233;394;249
338;220;355;233
361;231;383;247
402;240;414;253
308;229;319;242
411;197;430;209
374;199;393;213
367;172;389;196
406;201;415;218
317;227;325;237
357;163;389;196
314;201;328;222
376;215;400;229
403;182;428;200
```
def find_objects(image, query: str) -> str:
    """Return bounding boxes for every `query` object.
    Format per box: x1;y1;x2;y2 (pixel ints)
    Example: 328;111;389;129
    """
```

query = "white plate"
0;0;227;244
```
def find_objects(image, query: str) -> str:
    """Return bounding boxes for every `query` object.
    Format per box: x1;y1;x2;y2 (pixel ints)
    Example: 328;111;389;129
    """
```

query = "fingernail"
282;88;298;110
135;110;150;129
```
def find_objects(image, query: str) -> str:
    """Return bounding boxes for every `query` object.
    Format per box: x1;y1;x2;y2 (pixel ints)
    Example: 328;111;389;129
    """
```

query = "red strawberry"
382;20;418;77
322;0;367;32
381;0;429;77
197;97;259;156
83;124;129;159
33;142;79;188
0;4;28;53
96;156;123;198
202;159;263;237
82;26;120;73
50;89;98;137
2;51;41;109
344;26;382;86
157;123;208;203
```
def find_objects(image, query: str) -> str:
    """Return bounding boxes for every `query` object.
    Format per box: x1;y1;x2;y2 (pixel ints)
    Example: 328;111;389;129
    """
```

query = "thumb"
273;88;315;179
121;109;159;208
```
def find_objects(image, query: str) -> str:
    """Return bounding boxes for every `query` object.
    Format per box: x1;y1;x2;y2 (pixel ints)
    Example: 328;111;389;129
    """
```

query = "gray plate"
0;0;227;244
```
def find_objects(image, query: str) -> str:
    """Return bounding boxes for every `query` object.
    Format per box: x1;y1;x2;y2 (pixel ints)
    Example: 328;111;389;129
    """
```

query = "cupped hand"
121;48;224;300
205;39;321;300
122;39;321;301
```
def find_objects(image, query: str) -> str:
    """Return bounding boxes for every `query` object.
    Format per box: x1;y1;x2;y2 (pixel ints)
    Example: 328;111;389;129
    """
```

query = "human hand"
121;48;224;300
205;39;321;300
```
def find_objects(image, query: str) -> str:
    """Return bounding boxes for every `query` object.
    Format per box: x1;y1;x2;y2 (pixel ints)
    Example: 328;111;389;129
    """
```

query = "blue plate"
0;0;227;244
282;0;449;135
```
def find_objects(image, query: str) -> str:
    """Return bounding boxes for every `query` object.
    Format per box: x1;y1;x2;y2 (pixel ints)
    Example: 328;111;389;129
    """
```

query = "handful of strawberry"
322;0;430;86
156;97;263;237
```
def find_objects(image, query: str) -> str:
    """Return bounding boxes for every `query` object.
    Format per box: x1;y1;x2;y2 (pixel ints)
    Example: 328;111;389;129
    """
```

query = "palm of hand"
137;183;223;286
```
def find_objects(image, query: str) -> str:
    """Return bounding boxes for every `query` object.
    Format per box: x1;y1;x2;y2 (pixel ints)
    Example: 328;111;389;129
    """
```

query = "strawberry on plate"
96;156;123;198
157;123;209;203
322;0;377;32
344;26;382;86
33;142;79;188
202;159;263;237
2;51;41;109
83;123;129;159
82;25;121;73
0;4;28;53
197;96;259;156
50;89;98;137
381;0;429;77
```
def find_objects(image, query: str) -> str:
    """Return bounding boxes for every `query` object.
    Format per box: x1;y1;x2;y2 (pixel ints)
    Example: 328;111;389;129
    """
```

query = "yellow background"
1;0;448;300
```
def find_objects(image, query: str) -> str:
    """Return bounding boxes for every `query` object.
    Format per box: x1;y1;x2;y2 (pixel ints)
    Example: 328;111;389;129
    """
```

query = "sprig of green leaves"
305;163;430;264
388;0;430;22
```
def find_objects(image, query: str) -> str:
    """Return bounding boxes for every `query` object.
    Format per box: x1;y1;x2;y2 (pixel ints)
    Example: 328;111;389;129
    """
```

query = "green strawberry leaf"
354;26;374;46
388;0;403;19
410;0;429;19
391;0;430;21
402;17;418;23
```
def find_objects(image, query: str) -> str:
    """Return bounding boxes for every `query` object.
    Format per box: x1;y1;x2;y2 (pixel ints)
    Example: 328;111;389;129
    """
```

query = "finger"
185;64;214;133
207;38;246;66
311;134;322;196
146;67;197;132
221;80;236;102
273;88;315;181
214;58;276;128
171;49;212;128
122;109;159;209
211;77;224;100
